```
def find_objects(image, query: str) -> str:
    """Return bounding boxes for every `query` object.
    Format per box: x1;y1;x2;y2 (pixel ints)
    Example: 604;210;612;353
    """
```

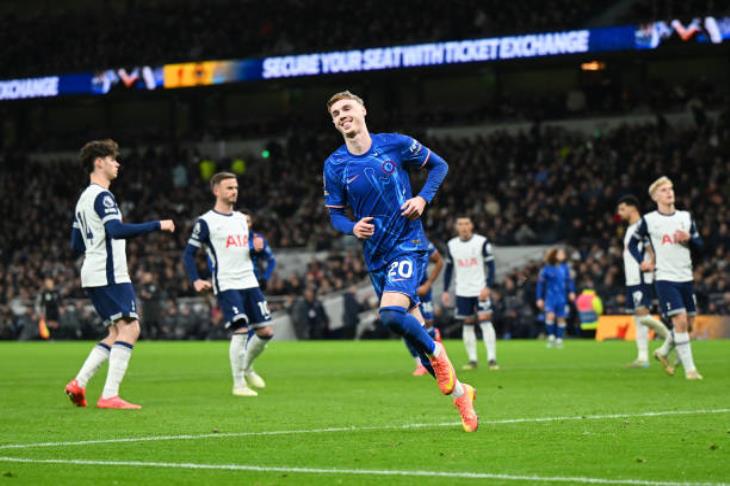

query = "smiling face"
329;97;367;138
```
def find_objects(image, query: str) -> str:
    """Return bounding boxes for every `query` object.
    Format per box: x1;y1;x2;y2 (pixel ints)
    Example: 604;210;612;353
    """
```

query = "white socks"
640;315;669;339
634;316;649;362
462;325;478;362
451;381;465;398
657;333;674;357
479;322;497;362
75;343;111;387
230;333;248;388
673;332;697;373
242;334;270;372
102;341;134;399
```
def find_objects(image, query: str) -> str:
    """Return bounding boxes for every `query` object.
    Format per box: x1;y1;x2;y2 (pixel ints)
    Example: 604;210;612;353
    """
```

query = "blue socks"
546;321;556;338
404;339;419;358
556;324;566;339
405;327;436;357
381;306;436;355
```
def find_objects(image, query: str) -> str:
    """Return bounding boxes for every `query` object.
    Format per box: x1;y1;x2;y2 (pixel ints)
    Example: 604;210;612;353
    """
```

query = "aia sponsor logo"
457;257;479;267
225;234;249;248
660;234;680;245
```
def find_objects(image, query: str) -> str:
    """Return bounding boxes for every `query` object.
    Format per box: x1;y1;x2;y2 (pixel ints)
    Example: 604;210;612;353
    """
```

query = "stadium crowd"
0;0;616;78
1;99;728;339
622;0;728;23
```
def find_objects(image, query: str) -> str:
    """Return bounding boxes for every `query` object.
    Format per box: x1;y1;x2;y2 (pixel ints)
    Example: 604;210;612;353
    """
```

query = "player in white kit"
628;177;703;380
442;217;498;371
65;139;176;409
183;172;274;397
617;195;669;368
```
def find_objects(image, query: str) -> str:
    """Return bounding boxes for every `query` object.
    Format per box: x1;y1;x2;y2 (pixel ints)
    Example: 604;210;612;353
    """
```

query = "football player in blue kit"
536;247;576;348
323;91;477;432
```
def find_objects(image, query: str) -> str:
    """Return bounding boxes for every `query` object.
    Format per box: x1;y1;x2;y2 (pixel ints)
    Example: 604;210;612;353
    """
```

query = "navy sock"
404;339;419;358
380;306;436;355
417;352;436;377
546;322;556;337
556;325;566;339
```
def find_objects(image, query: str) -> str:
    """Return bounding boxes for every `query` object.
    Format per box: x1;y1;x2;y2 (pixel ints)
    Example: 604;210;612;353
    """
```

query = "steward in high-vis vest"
576;287;603;337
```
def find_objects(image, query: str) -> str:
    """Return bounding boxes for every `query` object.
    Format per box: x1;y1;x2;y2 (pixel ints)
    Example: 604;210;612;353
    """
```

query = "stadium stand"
0;99;727;338
0;0;617;78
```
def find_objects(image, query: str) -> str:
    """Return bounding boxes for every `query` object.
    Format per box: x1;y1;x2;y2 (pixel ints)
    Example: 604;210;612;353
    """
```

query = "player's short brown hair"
326;90;364;113
80;139;119;173
210;171;237;192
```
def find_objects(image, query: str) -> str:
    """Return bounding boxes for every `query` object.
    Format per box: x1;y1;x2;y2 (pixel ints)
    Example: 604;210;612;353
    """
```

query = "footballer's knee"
116;319;141;344
672;314;688;332
379;306;407;333
101;326;118;346
256;326;274;339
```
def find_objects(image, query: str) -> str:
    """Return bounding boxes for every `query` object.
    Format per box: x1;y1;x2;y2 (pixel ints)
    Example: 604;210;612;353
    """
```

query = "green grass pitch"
0;339;729;485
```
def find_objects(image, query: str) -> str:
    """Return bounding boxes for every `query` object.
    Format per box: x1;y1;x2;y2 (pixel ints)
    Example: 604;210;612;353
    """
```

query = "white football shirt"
623;221;654;286
446;234;494;297
73;184;131;287
188;210;258;293
634;210;698;282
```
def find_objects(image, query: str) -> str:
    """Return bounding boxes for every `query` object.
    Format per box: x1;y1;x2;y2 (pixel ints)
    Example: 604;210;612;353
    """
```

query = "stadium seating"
0;0;618;78
0;101;727;339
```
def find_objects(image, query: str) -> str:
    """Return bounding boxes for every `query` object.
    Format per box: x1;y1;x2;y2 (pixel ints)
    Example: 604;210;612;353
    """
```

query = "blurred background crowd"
4;0;714;79
2;105;727;340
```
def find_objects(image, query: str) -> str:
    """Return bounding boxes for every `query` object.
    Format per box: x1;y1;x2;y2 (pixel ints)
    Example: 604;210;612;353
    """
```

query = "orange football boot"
453;384;479;432
64;379;87;407
96;396;142;410
429;343;457;395
412;364;429;376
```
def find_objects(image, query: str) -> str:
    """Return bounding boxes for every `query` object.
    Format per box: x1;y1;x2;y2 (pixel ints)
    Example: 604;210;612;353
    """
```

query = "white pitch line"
0;456;726;486
1;408;729;451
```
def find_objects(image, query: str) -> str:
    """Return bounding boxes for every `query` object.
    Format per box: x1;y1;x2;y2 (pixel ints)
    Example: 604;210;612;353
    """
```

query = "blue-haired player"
65;139;176;410
324;91;477;432
406;240;444;376
536;247;576;348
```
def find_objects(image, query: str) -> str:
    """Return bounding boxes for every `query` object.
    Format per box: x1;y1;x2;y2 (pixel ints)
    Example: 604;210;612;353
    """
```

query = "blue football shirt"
323;133;433;271
537;263;575;303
